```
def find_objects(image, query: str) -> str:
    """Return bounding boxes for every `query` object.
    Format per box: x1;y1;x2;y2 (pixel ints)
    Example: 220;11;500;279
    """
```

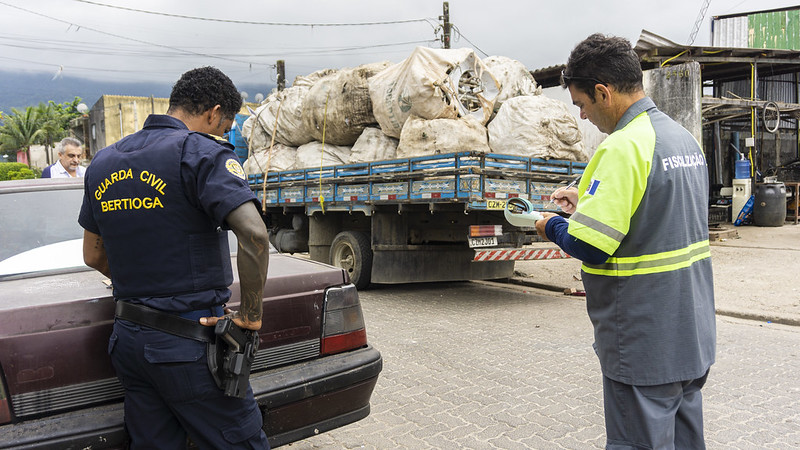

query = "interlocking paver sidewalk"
514;223;800;326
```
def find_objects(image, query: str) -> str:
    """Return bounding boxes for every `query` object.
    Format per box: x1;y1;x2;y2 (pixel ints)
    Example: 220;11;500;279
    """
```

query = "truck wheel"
330;231;373;289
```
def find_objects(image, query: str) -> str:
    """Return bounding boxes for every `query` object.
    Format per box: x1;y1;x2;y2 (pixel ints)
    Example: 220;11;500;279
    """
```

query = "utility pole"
441;2;451;49
276;60;286;91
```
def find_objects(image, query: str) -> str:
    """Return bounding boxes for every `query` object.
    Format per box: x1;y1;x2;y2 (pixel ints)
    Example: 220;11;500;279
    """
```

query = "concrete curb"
714;308;800;327
503;277;800;327
505;277;565;293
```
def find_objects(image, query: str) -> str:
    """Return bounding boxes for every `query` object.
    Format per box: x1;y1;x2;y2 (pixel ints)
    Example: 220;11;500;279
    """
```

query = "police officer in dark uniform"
79;67;270;449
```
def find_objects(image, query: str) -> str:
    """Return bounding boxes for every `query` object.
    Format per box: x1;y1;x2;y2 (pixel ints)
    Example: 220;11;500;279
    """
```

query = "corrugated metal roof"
750;8;800;50
635;29;681;51
531;29;800;88
634;30;800;84
712;7;800;50
712;16;749;47
712;5;800;21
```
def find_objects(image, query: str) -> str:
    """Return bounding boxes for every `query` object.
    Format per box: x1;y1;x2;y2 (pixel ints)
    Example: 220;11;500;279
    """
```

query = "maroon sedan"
0;178;381;448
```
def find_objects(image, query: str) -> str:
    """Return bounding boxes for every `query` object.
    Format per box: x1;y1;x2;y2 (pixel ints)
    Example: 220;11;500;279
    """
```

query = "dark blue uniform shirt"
79;114;259;313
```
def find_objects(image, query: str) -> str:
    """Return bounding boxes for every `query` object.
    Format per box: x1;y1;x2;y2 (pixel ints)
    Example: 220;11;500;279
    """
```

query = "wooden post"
442;2;451;49
277;60;286;91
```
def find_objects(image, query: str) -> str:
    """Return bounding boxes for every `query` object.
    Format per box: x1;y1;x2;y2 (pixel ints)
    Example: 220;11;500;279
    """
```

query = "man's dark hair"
561;33;643;101
168;66;242;120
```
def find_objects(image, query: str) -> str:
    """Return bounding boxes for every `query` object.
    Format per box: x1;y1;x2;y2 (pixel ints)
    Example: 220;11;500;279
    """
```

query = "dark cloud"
0;0;792;91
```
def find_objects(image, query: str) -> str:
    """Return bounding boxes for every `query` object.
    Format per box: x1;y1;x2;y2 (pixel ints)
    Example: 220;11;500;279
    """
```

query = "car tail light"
0;371;10;424
469;225;502;237
321;284;367;355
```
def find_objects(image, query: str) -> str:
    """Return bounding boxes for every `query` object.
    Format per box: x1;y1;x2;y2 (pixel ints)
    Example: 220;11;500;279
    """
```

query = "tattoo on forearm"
238;231;268;324
241;292;262;322
249;233;268;253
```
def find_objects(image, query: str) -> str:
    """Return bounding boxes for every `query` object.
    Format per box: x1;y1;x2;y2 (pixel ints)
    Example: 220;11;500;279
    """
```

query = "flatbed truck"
248;151;585;289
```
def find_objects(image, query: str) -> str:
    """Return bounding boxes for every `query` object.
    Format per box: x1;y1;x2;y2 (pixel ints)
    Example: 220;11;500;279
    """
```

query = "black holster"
207;318;260;398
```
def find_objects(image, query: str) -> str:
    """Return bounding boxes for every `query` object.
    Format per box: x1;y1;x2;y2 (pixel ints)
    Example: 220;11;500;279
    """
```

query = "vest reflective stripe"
568;112;654;256
583;240;711;276
570;211;627;244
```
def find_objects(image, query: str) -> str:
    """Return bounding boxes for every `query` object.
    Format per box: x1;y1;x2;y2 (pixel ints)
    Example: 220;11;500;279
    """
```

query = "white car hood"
0;239;88;276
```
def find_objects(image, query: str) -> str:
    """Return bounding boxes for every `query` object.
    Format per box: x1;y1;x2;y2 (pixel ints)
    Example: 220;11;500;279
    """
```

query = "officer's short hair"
168;67;242;120
57;137;83;155
561;33;643;102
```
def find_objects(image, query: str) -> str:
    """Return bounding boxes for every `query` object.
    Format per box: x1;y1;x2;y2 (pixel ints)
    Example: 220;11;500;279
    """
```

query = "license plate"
487;200;506;210
469;237;498;248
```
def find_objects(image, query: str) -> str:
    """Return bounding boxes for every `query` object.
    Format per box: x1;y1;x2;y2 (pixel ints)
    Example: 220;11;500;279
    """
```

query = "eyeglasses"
561;70;607;86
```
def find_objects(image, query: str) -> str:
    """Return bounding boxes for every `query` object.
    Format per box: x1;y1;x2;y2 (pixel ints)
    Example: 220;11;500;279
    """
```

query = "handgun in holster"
207;317;260;398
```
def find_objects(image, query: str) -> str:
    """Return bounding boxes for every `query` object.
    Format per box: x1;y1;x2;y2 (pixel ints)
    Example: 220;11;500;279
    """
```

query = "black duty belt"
115;301;217;343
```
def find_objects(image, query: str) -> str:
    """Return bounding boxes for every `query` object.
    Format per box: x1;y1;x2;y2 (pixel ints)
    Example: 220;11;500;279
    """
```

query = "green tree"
0;97;82;167
36;103;66;166
0;107;42;164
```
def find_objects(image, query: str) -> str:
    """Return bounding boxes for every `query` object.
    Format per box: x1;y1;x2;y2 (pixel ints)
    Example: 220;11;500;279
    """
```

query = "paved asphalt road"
289;281;800;449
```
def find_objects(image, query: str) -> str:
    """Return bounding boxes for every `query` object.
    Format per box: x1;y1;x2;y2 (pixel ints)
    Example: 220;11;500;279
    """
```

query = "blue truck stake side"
246;150;585;289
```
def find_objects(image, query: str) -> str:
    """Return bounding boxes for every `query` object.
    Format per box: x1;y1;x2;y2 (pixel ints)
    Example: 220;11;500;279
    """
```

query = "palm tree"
1;98;83;166
0;107;43;164
36;102;67;166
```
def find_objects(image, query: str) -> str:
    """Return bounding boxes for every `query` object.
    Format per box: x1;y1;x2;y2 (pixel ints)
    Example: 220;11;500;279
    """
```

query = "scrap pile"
241;47;588;176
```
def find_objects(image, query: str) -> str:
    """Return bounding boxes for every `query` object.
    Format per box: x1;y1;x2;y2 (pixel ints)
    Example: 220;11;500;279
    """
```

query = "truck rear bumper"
0;345;382;449
473;247;570;261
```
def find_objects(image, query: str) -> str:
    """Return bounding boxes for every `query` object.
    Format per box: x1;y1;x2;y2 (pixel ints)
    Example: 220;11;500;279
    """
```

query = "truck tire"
329;231;373;290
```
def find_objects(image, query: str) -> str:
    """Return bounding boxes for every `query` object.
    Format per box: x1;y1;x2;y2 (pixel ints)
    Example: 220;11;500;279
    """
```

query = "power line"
450;25;489;57
0;33;435;61
76;0;433;27
244;40;438;58
1;1;438;74
0;54;179;75
0;36;181;58
0;1;267;67
0;0;447;84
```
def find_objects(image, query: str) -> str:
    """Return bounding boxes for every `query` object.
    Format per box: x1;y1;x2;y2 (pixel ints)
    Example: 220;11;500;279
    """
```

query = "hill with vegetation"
0;70;272;119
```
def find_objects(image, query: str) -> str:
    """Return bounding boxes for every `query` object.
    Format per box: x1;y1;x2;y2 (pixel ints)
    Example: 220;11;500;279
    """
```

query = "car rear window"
0;188;84;261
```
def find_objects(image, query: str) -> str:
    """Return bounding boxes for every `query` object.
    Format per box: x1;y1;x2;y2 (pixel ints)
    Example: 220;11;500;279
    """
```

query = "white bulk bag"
368;47;500;139
396;115;490;158
243;143;297;176
349;127;398;163
242;94;279;154
303;62;390;146
241;115;267;156
294;142;352;169
292;68;337;88
243;69;338;150
483;55;540;109
244;86;315;148
271;86;315;147
487;96;588;161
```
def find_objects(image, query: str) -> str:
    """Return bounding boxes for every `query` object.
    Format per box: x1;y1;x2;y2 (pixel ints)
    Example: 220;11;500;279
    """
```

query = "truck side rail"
248;152;585;187
247;151;585;211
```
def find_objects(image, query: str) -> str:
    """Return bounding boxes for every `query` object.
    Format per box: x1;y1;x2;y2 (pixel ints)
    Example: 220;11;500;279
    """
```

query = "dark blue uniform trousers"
603;371;709;450
109;319;270;449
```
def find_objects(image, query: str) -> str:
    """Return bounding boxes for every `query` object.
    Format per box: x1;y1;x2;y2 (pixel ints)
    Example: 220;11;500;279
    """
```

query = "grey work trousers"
603;370;709;450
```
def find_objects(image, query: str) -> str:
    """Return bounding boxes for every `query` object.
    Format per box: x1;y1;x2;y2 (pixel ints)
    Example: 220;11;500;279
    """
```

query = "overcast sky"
0;0;796;95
